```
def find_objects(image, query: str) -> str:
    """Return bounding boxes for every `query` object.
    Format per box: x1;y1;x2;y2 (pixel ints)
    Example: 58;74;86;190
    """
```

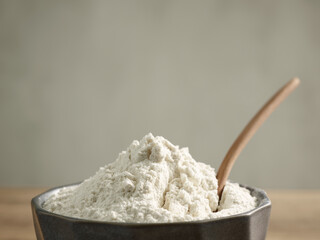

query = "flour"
43;133;257;223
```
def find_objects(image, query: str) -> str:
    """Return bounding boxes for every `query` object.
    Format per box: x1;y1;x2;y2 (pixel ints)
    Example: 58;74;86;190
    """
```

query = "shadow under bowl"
31;183;271;240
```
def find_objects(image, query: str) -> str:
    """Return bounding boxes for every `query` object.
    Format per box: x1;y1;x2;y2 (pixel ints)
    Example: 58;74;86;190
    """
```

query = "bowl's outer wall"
31;185;271;240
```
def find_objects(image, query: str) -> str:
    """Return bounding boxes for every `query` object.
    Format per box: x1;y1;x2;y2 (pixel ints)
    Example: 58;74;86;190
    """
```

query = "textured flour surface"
43;133;257;223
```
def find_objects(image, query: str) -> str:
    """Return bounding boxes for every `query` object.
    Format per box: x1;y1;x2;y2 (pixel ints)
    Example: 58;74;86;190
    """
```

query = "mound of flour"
43;133;256;223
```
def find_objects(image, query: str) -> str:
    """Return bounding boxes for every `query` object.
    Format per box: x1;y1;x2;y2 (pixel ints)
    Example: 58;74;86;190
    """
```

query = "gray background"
1;0;319;188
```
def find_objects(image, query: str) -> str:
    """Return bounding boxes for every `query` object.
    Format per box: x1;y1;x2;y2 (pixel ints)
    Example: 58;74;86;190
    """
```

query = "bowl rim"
32;182;271;227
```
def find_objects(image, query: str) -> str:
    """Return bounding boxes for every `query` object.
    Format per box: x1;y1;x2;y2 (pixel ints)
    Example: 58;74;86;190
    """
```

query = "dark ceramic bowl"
31;183;271;240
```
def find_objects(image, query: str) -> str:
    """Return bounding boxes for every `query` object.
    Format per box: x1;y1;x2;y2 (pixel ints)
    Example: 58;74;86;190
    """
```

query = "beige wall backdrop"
0;0;319;188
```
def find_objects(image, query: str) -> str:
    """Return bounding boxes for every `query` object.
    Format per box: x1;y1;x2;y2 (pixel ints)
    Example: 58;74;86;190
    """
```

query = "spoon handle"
216;78;300;197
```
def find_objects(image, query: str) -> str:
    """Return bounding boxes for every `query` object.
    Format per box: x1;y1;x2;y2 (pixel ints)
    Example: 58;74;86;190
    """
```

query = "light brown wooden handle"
216;78;300;198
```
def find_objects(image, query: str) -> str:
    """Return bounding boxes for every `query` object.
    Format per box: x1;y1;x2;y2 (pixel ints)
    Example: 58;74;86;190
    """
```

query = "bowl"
31;183;271;240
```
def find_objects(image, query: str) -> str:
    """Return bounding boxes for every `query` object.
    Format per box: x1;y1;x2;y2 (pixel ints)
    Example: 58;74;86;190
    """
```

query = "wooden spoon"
216;78;300;198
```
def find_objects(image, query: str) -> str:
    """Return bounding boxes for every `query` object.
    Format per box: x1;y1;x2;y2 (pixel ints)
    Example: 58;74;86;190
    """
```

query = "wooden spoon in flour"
216;78;300;198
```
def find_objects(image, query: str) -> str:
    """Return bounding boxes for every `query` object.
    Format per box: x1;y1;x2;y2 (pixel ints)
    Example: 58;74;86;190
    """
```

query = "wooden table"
0;188;319;240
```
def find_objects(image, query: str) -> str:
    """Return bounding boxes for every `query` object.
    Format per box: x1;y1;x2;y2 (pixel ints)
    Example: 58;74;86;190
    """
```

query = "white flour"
43;133;256;223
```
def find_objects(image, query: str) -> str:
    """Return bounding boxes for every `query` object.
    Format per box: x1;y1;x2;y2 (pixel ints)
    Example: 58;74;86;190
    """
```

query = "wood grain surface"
0;188;319;240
